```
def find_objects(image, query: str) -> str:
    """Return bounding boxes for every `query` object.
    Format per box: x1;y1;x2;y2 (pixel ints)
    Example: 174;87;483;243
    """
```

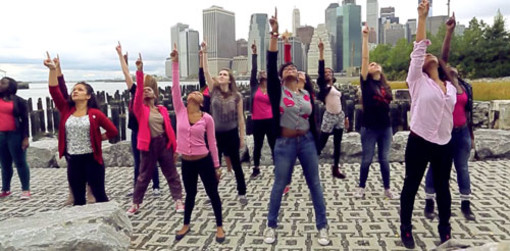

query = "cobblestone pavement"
1;161;510;250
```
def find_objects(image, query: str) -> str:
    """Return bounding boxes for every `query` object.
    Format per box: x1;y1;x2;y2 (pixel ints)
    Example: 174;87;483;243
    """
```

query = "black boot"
332;165;346;179
424;199;435;220
461;200;476;221
400;225;415;249
438;225;452;244
251;166;261;178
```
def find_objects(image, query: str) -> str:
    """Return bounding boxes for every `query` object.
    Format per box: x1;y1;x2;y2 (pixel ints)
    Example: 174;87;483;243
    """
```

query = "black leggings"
252;118;276;167
318;129;344;167
400;133;453;232
216;128;246;195
66;153;109;206
182;154;222;226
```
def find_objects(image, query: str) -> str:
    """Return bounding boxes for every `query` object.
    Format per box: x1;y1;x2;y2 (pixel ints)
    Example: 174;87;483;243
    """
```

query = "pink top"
284;43;292;63
171;62;220;168
406;39;457;145
252;88;273;120
134;71;177;152
0;99;15;131
453;91;468;127
325;86;342;114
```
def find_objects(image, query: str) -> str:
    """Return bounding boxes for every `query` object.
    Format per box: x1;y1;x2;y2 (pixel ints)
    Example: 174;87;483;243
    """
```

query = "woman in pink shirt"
170;45;225;243
400;0;456;248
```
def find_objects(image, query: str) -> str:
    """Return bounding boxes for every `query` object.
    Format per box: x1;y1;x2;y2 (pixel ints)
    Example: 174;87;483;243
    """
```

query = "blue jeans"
131;130;159;189
425;126;471;195
0;131;30;191
267;131;328;230
359;126;392;189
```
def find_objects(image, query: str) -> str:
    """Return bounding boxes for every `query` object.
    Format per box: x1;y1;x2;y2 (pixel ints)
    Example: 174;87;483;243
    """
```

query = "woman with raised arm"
263;9;330;246
44;52;118;206
316;38;348;180
400;0;456;248
126;53;184;215
249;41;275;178
355;24;399;200
0;77;30;199
201;41;248;206
53;55;96;205
423;13;476;221
169;45;225;243
115;43;161;197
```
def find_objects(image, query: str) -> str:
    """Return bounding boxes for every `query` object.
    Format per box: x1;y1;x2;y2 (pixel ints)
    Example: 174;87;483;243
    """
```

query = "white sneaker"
264;228;276;244
317;228;331;246
384;189;400;200
354;187;365;198
175;199;185;213
152;188;160;196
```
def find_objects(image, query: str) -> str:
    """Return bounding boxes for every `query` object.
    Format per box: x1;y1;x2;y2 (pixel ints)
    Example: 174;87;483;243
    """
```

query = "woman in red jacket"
44;52;118;206
127;53;184;215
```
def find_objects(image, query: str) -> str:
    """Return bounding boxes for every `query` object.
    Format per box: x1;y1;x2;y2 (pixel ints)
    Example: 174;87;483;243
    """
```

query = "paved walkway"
1;161;510;250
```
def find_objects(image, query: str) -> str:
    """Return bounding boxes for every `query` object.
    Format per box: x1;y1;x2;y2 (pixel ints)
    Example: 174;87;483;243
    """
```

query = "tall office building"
406;19;417;43
277;37;305;71
292;8;301;34
384;23;405;46
178;28;200;78
307;24;334;74
366;0;379;43
427;15;449;35
171;23;189;50
340;1;362;70
236;39;248;56
418;0;433;16
247;13;270;73
203;5;236;73
378;7;399;44
325;3;340;71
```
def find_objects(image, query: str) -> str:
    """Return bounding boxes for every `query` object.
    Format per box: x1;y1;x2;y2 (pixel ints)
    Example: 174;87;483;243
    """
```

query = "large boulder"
473;129;510;160
489;100;510;129
473;101;490;129
26;138;58;168
0;201;132;251
102;141;134;168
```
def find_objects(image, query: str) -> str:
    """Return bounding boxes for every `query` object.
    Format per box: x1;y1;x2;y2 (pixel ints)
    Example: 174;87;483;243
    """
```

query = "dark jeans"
359;126;392;189
0;131;30;192
182;154;222;226
133;135;182;204
252;118;276;167
400;132;453;232
66;153;108;206
425;126;472;195
268;131;328;230
318;129;344;167
216;128;246;195
131;130;159;189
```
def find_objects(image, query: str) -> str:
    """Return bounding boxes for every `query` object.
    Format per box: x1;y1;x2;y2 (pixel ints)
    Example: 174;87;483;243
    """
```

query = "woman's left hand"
22;137;29;150
101;133;108;141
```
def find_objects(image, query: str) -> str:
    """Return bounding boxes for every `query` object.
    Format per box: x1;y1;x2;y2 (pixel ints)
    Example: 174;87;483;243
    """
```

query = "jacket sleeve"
133;71;144;120
58;75;69;100
406;40;430;90
171;62;184;114
16;96;29;139
205;115;220;168
250;54;258;90
267;51;281;117
96;111;119;139
49;85;69;114
317;60;328;102
199;67;207;92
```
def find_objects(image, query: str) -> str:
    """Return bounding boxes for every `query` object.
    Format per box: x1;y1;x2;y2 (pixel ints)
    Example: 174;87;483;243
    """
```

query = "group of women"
0;0;476;248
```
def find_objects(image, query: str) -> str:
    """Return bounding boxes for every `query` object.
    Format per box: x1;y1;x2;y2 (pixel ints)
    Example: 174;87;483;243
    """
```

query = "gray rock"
102;141;134;168
0;201;132;251
26;138;58;168
473;129;510;160
473;101;490;129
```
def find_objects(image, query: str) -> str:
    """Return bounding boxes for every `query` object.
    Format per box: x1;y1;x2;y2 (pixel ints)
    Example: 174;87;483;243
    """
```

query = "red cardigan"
49;85;118;165
134;71;176;152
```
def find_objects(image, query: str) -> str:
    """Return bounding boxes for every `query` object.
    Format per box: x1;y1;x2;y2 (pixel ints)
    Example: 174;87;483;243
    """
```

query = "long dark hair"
361;72;393;110
214;68;239;98
68;82;99;109
278;62;296;79
437;59;454;84
0;77;18;99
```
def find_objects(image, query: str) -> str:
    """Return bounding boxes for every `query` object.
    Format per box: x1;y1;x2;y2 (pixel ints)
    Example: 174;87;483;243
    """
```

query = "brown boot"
332;165;346;179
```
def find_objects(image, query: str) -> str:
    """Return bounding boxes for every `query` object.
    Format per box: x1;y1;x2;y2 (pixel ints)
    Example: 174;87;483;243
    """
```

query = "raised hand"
362;23;369;37
135;53;143;71
44;51;56;69
170;43;178;62
115;41;123;55
251;40;257;54
201;41;207;53
446;12;456;33
418;0;429;19
53;54;60;69
318;38;324;52
269;7;278;33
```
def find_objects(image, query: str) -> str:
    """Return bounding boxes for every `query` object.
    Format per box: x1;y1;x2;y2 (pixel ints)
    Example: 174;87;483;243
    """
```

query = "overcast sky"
1;0;508;82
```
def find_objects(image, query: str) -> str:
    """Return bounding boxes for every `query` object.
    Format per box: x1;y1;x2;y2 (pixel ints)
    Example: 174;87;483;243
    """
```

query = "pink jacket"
134;71;176;152
407;40;456;145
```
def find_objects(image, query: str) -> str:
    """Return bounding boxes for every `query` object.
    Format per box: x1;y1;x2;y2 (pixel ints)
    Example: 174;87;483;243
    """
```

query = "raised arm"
237;96;245;149
416;0;429;43
441;13;456;63
116;42;134;90
45;52;68;112
407;0;430;85
361;23;369;81
317;38;326;89
198;50;207;91
205;116;220;168
133;53;144;119
283;33;292;63
250;41;258;89
170;44;184;114
201;41;215;88
267;8;281;108
54;54;69;100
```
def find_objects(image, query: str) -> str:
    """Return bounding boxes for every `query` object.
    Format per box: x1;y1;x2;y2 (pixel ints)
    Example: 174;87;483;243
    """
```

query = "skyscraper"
277;37;305;71
341;1;362;70
236;39;248;56
292;8;301;35
325;3;340;71
379;7;399;44
366;0;379;43
178;28;200;78
203;6;236;73
247;13;270;73
384;23;405;46
171;23;189;50
307;24;334;74
406;19;417;43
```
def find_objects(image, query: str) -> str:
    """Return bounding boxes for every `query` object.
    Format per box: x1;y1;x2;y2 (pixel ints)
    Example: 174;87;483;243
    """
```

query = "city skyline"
1;0;508;81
